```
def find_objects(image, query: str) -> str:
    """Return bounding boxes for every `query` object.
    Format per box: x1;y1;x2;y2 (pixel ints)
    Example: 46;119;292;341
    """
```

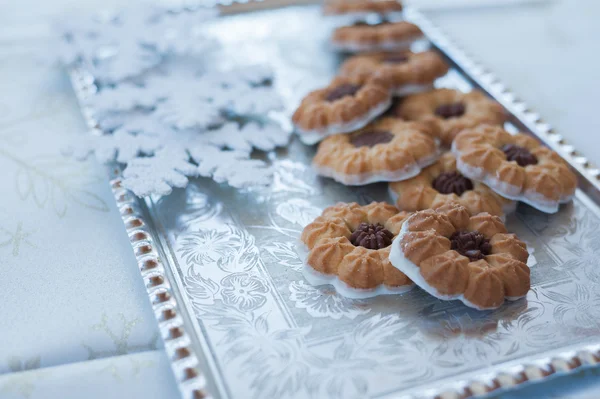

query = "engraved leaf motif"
218;226;260;273
553;226;600;283
276;198;321;227
222;338;255;363
324;374;368;399
158;183;222;235
429;315;502;366
272;160;318;195
184;267;219;306
246;356;311;399
254;312;269;335
346;314;417;359
269;326;313;342
179;225;261;272
543;284;600;333
208;310;255;347
179;229;236;268
306;362;372;399
288;280;371;320
263;241;303;271
541;289;572;305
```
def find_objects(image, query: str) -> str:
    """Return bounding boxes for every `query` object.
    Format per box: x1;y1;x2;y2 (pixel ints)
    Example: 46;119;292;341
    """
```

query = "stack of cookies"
294;0;578;310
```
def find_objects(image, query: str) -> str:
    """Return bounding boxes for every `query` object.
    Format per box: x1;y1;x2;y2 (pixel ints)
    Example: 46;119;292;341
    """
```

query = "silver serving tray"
70;2;600;399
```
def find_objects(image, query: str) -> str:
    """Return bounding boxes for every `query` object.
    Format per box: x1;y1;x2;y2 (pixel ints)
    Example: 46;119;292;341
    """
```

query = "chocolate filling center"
501;144;538;167
350;130;394;148
432;171;473;196
325;84;362;102
383;54;409;64
434;102;466;119
450;230;491;261
350;223;394;250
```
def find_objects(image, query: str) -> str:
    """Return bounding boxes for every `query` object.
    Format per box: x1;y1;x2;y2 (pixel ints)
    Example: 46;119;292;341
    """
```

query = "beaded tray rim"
67;2;600;398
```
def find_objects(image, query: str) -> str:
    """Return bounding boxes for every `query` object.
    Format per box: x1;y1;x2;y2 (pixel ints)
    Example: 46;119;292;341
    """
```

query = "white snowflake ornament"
220;86;284;116
66;130;163;164
123;145;199;196
154;95;223;129
63;6;291;197
85;84;162;114
202;122;289;154
151;9;220;55
241;123;290;151
118;122;291;196
189;146;273;188
92;42;163;83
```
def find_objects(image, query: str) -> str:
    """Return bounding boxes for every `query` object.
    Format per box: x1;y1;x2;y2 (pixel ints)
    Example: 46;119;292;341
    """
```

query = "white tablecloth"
0;0;599;398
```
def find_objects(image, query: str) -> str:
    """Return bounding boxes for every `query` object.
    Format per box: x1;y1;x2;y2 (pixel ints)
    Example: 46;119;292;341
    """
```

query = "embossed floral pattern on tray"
109;5;600;399
148;150;600;398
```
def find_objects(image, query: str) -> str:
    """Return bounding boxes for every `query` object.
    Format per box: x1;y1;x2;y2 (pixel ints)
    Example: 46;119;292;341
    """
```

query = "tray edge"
65;3;600;399
68;69;210;399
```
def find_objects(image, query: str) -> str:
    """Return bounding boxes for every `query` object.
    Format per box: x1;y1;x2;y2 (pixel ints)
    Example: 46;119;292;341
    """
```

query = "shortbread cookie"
292;75;392;145
395;88;506;145
389;203;530;310
340;51;449;96
389;152;515;217
331;21;424;53
313;118;440;185
323;0;403;19
300;202;414;298
452;125;577;213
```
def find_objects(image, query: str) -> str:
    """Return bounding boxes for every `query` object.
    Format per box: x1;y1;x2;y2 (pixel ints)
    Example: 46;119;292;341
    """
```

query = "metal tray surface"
71;3;600;399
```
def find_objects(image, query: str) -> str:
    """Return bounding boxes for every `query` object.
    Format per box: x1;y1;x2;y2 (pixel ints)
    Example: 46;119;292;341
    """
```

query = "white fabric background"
0;0;598;398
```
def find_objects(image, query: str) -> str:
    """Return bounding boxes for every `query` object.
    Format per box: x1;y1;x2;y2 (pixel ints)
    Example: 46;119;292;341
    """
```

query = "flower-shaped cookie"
332;21;424;53
293;74;392;145
395;88;506;145
300;202;414;297
452;125;577;213
323;0;403;18
313;117;440;185
389;203;530;310
389;152;515;217
339;51;449;96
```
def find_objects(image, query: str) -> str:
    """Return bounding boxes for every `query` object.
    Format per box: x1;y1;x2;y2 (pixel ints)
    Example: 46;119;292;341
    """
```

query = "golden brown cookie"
339;50;449;96
452;125;578;213
313;117;440;185
331;21;424;53
389;205;530;310
323;0;403;18
300;202;413;297
292;74;392;145
389;152;515;217
395;88;506;145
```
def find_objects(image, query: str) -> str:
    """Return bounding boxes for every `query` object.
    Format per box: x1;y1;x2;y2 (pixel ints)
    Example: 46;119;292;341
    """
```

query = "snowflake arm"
62;7;288;196
154;96;223;129
122;146;198;196
85;84;162;113
240;122;291;151
65;130;163;163
188;146;273;188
